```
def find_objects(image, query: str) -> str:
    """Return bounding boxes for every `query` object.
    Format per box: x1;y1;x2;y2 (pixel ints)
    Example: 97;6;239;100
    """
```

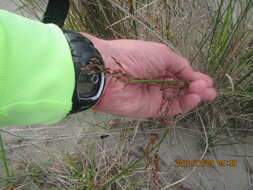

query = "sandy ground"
2;113;253;190
1;1;253;190
0;1;15;12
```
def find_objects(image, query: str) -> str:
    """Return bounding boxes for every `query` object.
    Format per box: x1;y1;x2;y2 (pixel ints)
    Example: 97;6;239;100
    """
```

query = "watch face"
77;70;101;99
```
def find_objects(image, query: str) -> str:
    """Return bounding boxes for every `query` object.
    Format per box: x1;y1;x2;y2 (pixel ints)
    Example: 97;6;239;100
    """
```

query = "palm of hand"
91;38;216;118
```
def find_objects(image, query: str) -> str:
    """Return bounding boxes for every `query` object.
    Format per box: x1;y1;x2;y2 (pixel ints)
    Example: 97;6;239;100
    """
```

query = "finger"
168;93;201;116
160;48;196;81
175;66;198;81
193;72;214;87
162;48;215;85
164;53;196;80
175;67;215;85
188;80;217;100
201;88;217;101
189;80;207;93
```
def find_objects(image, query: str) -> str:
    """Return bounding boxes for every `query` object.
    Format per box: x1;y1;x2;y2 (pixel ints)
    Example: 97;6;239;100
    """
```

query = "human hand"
82;34;217;119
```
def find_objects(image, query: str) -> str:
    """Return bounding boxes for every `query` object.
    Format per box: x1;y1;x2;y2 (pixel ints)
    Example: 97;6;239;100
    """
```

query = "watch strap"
43;0;69;28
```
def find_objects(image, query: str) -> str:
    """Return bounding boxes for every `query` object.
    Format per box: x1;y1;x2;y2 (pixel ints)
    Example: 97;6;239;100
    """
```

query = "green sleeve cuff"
0;10;75;126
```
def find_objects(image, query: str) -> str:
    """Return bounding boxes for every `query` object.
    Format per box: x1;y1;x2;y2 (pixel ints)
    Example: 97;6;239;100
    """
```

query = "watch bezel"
77;71;105;101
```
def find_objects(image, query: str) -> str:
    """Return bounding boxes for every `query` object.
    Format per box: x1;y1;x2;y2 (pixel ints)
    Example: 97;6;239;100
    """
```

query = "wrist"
80;33;112;66
79;34;115;110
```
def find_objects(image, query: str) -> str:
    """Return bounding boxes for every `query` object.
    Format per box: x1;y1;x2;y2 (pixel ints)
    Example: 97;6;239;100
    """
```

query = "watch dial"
77;71;100;98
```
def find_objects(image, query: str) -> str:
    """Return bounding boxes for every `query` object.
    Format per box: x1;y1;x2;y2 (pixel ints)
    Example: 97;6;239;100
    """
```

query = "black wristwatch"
63;30;106;114
43;0;106;113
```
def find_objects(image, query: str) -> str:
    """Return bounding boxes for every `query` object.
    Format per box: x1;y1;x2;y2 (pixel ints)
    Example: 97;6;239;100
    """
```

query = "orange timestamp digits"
176;160;215;167
217;160;237;167
176;159;237;167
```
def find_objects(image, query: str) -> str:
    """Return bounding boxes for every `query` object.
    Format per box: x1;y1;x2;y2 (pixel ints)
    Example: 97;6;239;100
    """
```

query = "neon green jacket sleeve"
0;10;75;127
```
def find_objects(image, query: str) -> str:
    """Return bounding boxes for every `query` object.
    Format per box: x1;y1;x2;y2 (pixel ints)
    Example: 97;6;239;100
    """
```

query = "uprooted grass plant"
1;0;252;189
